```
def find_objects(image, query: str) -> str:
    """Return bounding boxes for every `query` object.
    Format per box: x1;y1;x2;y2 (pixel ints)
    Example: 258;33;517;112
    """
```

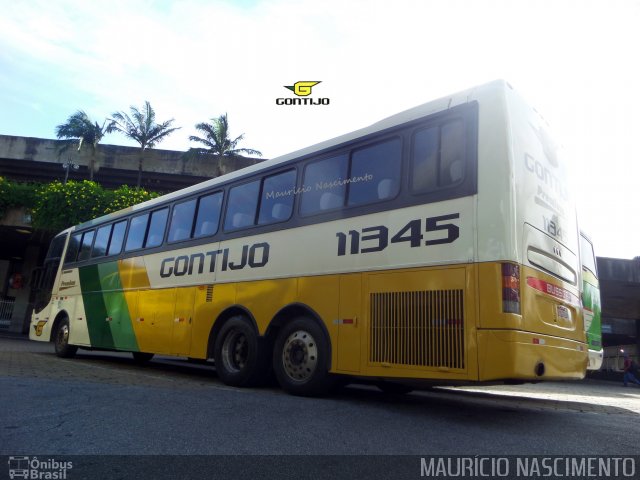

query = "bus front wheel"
54;317;77;358
213;315;270;387
273;317;334;396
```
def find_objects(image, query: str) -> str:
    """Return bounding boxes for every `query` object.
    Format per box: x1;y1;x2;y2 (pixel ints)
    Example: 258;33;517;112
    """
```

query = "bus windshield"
33;234;67;313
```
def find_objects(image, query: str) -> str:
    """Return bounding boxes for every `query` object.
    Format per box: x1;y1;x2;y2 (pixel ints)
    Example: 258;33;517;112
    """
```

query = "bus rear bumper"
477;329;588;381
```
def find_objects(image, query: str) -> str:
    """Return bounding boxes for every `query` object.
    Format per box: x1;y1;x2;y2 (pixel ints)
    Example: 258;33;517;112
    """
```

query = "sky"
1;0;639;259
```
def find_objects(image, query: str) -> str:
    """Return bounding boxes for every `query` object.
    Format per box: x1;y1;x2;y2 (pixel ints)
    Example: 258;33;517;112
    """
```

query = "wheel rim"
281;329;318;382
221;329;249;373
56;323;69;350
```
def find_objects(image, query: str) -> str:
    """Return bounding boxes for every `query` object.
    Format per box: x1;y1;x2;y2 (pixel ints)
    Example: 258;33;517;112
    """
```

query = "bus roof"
72;79;510;232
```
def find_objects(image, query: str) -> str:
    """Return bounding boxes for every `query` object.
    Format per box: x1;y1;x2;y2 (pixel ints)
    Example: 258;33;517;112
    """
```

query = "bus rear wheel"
273;317;334;396
213;315;270;387
54;317;77;358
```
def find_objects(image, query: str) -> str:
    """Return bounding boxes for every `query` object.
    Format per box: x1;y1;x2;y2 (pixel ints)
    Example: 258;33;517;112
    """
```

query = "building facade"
0;134;262;333
597;256;640;371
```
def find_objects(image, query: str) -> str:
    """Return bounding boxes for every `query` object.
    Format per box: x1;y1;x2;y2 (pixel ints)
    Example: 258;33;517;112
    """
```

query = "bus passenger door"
172;287;195;356
337;273;362;373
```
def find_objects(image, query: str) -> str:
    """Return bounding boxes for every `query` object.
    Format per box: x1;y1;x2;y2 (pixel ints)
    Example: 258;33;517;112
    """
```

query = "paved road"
1;335;639;458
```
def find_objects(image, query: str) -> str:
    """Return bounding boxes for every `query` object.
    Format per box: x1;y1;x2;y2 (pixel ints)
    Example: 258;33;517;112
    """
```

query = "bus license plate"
556;305;570;320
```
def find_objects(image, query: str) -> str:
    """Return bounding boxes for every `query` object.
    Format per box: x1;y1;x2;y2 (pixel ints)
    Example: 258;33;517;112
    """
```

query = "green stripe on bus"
78;262;139;352
79;264;115;349
97;262;139;352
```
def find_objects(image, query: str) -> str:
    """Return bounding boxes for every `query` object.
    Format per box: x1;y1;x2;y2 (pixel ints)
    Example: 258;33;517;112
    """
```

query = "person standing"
622;353;640;387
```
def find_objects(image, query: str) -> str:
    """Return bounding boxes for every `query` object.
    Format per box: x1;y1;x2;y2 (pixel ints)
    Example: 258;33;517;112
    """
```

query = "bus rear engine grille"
369;290;465;369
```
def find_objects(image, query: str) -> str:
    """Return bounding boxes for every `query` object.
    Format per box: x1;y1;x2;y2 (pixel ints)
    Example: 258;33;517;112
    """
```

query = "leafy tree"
187;113;262;161
103;185;159;214
1;178;160;232
31;180;108;230
0;177;38;219
6;180;161;232
55;111;113;181
108;101;180;187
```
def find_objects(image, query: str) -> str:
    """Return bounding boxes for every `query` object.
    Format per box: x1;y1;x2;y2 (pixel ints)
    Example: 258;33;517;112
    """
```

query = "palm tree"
55;111;113;181
188;113;262;159
108;101;180;187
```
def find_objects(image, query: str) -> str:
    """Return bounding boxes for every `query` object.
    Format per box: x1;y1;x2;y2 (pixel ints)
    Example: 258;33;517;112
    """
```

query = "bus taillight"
501;263;521;314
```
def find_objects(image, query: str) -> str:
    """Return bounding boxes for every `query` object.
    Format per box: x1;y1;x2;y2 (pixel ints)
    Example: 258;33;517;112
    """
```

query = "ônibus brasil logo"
8;456;73;479
276;81;330;106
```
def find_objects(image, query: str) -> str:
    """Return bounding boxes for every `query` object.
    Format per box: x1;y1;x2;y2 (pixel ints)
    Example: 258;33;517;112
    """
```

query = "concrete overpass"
0;134;262;332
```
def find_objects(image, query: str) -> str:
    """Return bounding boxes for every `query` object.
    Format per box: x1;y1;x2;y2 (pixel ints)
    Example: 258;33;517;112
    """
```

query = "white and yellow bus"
30;80;588;395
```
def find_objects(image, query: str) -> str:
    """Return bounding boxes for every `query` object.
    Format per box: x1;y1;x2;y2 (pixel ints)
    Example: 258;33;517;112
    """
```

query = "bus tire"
273;317;334;396
213;315;270;387
132;352;154;363
54;317;77;358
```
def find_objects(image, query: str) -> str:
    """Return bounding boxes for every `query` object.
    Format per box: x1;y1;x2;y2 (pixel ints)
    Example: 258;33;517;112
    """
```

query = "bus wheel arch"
210;307;270;387
49;311;70;342
51;311;77;358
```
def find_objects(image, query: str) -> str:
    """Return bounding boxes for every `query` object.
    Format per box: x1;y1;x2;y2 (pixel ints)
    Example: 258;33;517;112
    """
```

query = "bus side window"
77;230;95;262
411;121;466;193
92;224;112;258
64;233;82;264
168;199;196;243
411;127;439;192
145;208;169;248
108;220;127;256
580;235;597;275
300;154;348;215
224;181;260;231
125;213;149;251
348;138;401;206
194;192;223;238
258;169;296;225
439;120;465;186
